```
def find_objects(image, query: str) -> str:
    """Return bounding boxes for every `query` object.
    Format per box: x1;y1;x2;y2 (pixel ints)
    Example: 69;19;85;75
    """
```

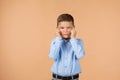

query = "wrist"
71;35;76;38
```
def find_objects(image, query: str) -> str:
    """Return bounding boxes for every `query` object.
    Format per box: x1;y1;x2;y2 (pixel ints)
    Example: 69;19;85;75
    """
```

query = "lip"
63;33;69;35
63;34;68;35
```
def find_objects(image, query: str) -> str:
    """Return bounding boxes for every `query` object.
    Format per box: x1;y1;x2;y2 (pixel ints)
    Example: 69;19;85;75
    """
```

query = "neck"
63;38;70;40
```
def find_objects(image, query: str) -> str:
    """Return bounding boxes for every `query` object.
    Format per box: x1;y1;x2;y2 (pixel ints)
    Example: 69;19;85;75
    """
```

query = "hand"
71;27;76;38
56;28;62;37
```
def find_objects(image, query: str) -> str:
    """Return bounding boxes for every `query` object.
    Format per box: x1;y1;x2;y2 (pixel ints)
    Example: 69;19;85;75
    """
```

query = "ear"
71;26;75;29
56;27;59;30
56;26;58;28
73;25;75;28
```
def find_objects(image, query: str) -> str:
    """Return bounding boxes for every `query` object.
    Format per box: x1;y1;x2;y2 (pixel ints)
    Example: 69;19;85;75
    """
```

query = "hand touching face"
56;21;76;39
70;27;76;38
56;28;62;37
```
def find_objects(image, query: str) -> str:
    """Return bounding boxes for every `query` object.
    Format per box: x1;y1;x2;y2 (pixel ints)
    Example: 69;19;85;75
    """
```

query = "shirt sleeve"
70;38;85;59
48;37;63;61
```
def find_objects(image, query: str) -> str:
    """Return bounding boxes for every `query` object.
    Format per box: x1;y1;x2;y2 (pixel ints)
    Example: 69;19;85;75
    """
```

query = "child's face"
57;21;74;39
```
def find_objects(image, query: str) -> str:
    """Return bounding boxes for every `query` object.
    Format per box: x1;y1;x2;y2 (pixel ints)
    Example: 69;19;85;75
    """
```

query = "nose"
64;28;68;32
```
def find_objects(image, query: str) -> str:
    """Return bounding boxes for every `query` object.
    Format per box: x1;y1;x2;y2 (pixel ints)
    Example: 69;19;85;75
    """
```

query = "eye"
60;27;64;29
67;27;72;29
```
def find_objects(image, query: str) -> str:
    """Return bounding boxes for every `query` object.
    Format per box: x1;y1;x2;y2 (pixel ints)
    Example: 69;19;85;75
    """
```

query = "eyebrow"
59;26;72;27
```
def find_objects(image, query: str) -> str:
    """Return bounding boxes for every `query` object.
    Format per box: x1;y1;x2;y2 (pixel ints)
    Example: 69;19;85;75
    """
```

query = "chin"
62;36;70;39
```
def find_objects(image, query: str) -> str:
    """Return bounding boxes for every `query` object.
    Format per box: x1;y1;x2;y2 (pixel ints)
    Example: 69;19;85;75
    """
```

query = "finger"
72;27;75;30
56;28;60;32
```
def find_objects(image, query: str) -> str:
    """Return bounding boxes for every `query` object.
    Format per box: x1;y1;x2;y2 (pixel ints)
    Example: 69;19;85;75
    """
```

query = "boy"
49;13;85;80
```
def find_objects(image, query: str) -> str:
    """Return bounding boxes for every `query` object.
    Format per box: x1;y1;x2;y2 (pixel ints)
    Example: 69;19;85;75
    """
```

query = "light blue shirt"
49;37;85;76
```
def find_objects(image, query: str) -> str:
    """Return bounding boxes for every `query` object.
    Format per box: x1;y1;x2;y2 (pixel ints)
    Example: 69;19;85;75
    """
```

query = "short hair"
57;13;74;26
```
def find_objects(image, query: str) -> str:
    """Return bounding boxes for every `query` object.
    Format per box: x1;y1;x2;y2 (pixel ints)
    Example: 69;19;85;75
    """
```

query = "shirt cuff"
70;38;77;43
55;37;63;42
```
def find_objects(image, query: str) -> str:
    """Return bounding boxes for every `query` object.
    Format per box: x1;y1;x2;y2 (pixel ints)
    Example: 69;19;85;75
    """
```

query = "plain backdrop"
0;0;120;80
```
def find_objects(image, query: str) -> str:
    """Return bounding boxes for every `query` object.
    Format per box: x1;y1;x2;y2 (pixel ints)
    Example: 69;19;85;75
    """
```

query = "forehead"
58;21;73;27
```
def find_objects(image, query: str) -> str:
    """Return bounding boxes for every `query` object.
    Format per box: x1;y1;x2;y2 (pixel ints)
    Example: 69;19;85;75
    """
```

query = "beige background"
0;0;120;80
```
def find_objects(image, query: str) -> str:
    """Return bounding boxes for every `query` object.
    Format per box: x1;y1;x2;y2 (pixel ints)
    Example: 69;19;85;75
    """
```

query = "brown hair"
57;13;74;26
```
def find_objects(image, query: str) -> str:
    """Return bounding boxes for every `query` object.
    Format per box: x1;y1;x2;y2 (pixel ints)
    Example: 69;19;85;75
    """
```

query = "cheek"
59;29;63;32
59;29;64;34
68;29;72;33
